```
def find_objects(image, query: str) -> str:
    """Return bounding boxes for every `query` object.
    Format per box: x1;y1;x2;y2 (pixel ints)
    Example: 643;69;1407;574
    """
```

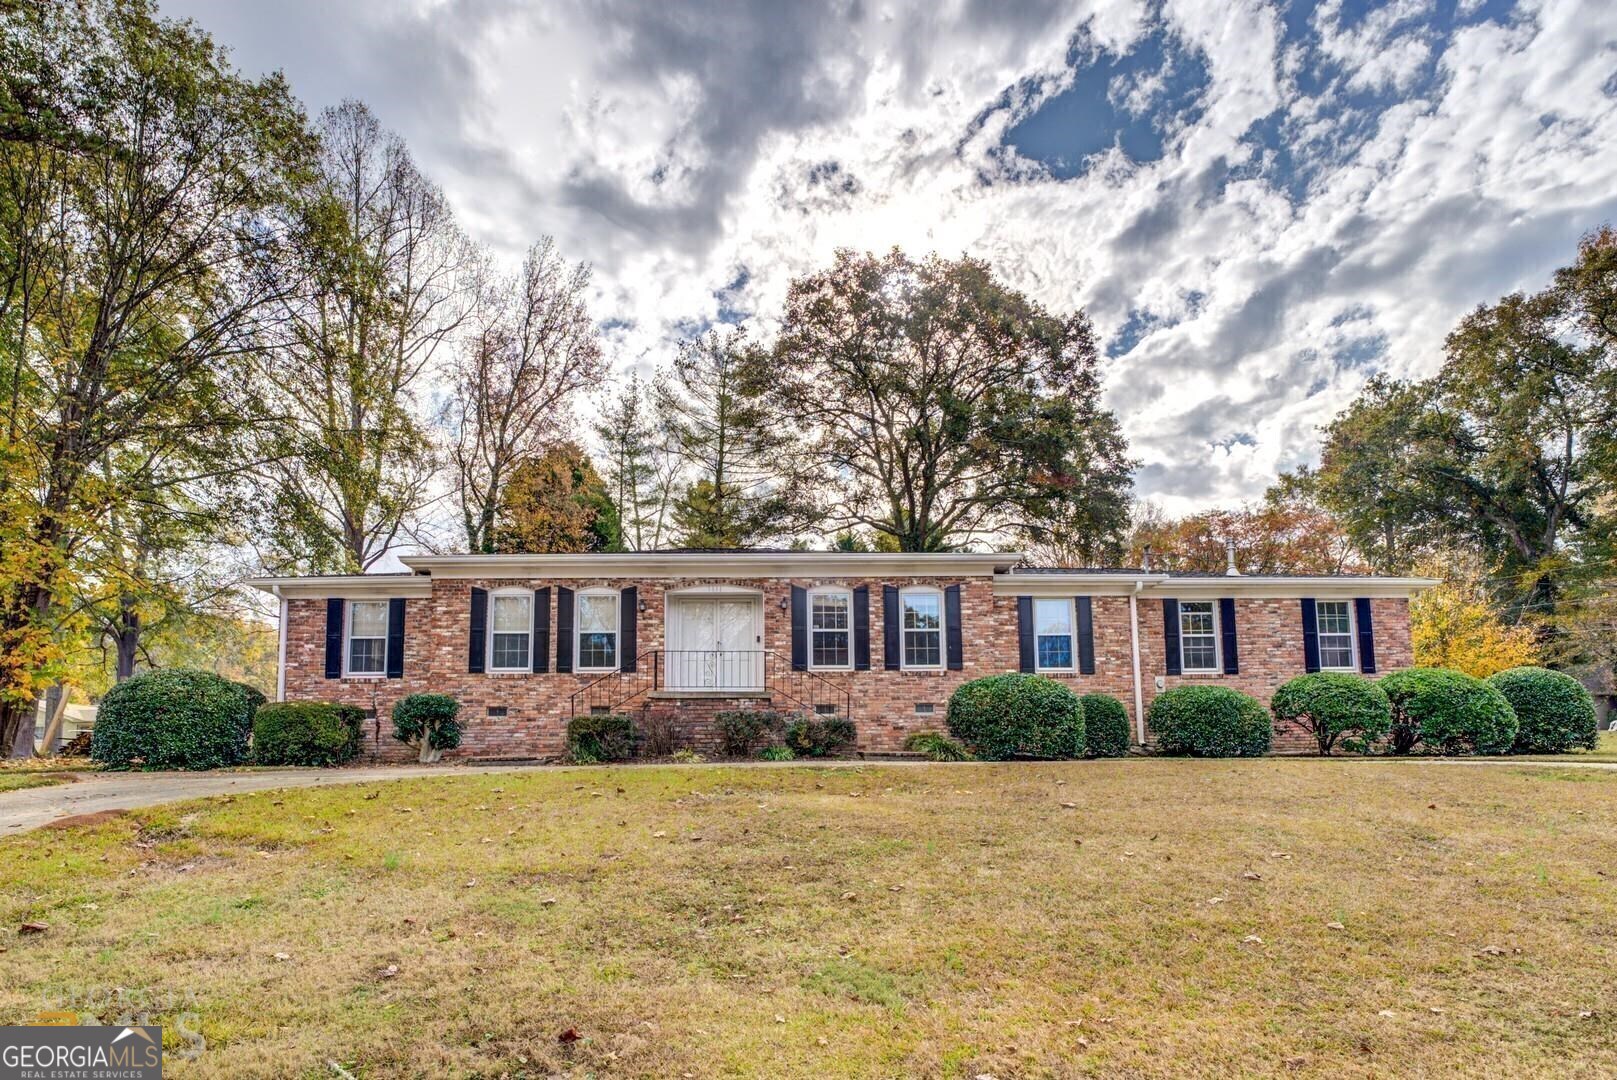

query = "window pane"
1182;640;1218;670
1317;601;1351;635
492;594;531;633
1034;598;1071;636
1180;601;1214;635
904;630;941;667
491;632;529;669
348;637;385;674
811;593;849;630
579;632;617;669
1320;638;1354;669
351;601;388;637
903;593;940;630
813;630;849;668
1037;635;1073;669
579;594;617;634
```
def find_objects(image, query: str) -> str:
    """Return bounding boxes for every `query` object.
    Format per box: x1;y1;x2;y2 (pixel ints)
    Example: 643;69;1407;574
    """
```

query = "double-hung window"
347;600;388;676
1034;598;1074;671
810;589;851;669
1179;601;1219;673
1316;600;1356;670
900;589;942;669
577;590;619;671
489;592;532;672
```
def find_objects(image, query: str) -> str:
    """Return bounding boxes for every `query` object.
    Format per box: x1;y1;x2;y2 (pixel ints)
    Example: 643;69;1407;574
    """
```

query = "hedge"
1379;667;1517;755
253;702;365;766
91;668;253;770
1079;694;1130;758
1148;685;1270;757
566;713;635;763
946;674;1085;760
1270;672;1392;755
391;693;463;763
784;713;856;757
1487;666;1598;754
717;709;789;757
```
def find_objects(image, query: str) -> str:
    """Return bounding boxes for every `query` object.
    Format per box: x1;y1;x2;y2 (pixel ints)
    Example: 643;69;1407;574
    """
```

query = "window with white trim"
577;590;619;671
1034;597;1074;671
810;589;851;669
347;600;388;676
1316;600;1356;670
1179;601;1219;673
900;589;942;669
489;591;532;672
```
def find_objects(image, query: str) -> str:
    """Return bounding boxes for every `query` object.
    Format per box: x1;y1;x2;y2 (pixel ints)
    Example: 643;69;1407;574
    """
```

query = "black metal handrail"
566;649;852;722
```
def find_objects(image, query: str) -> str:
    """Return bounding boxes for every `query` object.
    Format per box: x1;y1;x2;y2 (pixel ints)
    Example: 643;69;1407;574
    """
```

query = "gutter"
273;585;288;703
1128;578;1146;745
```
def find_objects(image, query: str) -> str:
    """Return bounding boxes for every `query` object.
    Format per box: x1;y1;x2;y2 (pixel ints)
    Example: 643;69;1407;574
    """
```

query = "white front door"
668;596;762;690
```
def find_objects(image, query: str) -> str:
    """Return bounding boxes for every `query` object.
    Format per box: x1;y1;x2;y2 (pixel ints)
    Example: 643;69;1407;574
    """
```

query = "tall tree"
495;441;621;554
1126;492;1367;575
655;325;797;548
594;372;676;550
0;0;310;754
769;249;1134;552
452;238;603;553
258;99;470;573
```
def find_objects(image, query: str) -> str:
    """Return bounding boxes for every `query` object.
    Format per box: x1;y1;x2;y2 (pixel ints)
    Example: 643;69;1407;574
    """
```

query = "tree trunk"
115;596;141;681
418;741;441;764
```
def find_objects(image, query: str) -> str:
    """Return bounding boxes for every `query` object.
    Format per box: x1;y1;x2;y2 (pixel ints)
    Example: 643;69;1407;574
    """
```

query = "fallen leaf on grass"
1269;852;1292;860
272;952;291;961
1478;945;1508;956
377;964;399;979
1242;935;1264;945
1326;922;1345;931
557;1027;581;1044
1378;1010;1396;1018
1060;802;1077;809
19;922;48;935
1242;871;1263;880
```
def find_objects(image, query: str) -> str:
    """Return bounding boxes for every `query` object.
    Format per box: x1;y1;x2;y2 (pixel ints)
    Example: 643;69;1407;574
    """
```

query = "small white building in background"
34;700;97;752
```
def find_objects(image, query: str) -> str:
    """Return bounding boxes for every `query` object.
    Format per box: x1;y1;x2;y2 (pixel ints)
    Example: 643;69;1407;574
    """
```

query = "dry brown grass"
2;759;1615;1078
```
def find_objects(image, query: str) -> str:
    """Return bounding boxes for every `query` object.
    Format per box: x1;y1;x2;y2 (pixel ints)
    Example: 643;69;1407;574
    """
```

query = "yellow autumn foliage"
1411;581;1539;677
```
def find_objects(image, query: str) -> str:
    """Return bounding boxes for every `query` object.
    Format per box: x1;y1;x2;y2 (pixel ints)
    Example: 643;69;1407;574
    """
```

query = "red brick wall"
280;578;1412;758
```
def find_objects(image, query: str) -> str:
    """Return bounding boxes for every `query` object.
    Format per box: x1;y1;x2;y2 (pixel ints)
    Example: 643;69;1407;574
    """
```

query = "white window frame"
575;588;621;673
487;588;534;674
345;599;389;678
1033;597;1075;673
1315;600;1357;672
808;587;853;671
1178;600;1221;674
899;587;944;671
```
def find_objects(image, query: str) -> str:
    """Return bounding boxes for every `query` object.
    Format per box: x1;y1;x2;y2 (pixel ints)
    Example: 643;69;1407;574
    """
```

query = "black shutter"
1163;598;1182;676
1301;598;1321;673
386;598;406;679
556;587;574;673
324;598;344;679
1219;597;1239;675
944;584;963;670
882;585;900;669
468;588;487;674
790;585;808;671
1355;597;1377;674
1076;596;1095;675
1016;596;1035;672
852;586;870;671
620;587;638;672
533;588;550;673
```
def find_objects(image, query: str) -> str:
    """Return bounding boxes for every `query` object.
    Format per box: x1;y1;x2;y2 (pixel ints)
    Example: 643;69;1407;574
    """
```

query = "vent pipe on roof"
1225;539;1240;576
1142;545;1152;572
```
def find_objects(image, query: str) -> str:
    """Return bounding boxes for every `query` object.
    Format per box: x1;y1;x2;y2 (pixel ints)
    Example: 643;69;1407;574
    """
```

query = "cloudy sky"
173;0;1617;516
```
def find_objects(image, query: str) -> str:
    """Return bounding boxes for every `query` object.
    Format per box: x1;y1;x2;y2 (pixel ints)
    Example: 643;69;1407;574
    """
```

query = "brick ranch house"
248;552;1436;760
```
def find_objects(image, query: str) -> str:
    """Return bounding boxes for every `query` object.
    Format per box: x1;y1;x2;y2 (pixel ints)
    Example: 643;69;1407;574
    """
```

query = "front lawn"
0;772;67;793
2;760;1614;1077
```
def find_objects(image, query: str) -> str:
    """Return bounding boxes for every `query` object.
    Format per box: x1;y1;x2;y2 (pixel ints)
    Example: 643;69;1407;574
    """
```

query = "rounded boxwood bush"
1487;666;1598;754
1379;667;1517;756
784;713;857;757
1079;693;1130;758
1148;685;1270;757
253;702;365;766
946;674;1085;760
566;713;635;763
391;693;463;763
1270;672;1392;756
91;668;253;770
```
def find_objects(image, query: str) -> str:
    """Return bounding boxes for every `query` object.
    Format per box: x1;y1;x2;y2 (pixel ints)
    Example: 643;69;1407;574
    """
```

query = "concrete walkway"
3;756;1614;836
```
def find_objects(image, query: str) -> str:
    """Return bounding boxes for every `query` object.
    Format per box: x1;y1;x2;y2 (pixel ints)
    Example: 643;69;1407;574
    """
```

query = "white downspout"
274;586;288;703
1128;580;1146;746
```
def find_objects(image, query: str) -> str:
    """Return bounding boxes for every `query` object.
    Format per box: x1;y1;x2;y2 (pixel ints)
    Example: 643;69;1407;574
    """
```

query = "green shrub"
1079;694;1130;758
1379;668;1517;756
784;713;857;757
717;709;789;757
1148;685;1270;757
1487;666;1598;754
903;730;973;761
390;693;462;763
91;668;253;770
945;674;1085;760
1270;672;1392;756
758;744;795;762
566;713;635;763
252;702;365;766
